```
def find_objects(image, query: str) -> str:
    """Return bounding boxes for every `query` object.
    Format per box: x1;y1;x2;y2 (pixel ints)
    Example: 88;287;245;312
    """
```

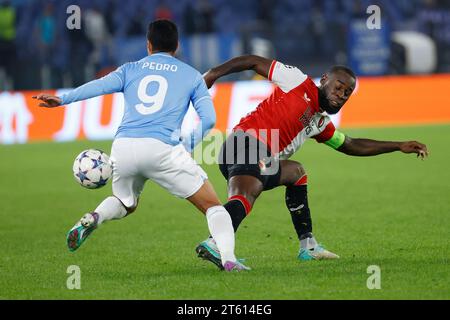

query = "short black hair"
328;65;356;79
147;19;178;53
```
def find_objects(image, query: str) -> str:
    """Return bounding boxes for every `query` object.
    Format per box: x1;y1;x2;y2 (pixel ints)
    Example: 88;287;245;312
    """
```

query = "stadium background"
0;0;449;299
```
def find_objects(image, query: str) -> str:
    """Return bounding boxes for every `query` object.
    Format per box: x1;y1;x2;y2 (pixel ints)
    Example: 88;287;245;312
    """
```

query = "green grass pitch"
0;124;449;299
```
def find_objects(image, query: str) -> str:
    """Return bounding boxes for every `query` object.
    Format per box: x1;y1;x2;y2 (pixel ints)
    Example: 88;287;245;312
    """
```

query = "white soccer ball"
72;149;113;189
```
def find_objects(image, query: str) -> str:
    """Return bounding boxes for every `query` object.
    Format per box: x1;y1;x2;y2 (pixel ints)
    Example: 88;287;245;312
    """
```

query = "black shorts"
218;130;281;191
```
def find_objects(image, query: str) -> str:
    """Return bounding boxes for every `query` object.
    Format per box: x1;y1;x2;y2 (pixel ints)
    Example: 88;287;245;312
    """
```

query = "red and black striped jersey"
235;60;335;160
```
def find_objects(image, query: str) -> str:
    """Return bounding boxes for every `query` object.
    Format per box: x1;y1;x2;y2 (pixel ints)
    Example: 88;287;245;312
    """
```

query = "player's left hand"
399;141;429;160
32;94;62;108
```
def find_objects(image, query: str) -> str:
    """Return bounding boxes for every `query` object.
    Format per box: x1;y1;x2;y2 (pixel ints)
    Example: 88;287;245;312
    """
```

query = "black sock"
285;185;312;240
224;200;247;232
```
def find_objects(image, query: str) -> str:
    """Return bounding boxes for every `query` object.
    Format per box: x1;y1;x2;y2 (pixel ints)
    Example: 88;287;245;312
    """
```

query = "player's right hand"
203;70;217;89
32;94;62;108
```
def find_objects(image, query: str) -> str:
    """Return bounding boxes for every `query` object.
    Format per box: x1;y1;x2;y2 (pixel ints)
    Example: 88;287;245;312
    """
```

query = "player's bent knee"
293;163;307;186
228;176;263;205
232;186;262;206
294;162;306;178
281;161;307;186
114;196;139;215
126;197;140;215
125;205;138;215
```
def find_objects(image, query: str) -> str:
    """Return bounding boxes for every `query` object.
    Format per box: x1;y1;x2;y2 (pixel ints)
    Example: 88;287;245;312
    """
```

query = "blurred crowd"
0;0;450;90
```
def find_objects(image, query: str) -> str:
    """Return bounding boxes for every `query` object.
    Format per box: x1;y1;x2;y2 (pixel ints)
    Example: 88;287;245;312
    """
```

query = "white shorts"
110;138;208;208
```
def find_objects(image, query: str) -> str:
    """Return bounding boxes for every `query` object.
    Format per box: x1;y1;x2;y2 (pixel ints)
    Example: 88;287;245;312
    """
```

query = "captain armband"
324;130;346;149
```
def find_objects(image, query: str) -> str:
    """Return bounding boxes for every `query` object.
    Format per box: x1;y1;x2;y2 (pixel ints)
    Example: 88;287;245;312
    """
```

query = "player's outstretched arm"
337;136;429;159
203;55;272;88
33;66;125;108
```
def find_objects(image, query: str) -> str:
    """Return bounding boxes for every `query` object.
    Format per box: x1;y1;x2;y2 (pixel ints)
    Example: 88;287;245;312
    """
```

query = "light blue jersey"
60;53;215;150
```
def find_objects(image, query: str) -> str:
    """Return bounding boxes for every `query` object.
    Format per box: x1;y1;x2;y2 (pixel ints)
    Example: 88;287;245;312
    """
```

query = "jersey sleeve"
313;122;336;143
191;73;212;106
185;73;216;151
59;65;126;105
268;60;308;93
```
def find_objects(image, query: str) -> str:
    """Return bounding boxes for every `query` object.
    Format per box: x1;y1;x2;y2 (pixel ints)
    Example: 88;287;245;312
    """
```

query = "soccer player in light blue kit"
33;20;248;271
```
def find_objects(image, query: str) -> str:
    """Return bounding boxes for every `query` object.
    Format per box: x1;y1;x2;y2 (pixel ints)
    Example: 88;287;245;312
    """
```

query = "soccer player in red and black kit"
195;55;429;269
